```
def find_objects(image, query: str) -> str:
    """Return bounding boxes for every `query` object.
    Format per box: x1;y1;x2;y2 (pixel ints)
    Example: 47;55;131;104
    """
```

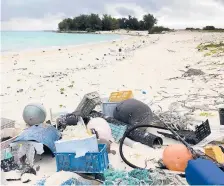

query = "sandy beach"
1;30;224;185
1;31;224;126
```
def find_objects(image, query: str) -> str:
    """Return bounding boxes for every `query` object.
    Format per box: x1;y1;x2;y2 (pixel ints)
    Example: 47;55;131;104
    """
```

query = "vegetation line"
58;14;170;34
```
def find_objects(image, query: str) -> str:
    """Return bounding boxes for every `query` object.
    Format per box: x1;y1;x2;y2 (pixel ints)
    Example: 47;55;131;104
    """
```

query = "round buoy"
23;103;47;126
163;144;193;172
87;117;114;141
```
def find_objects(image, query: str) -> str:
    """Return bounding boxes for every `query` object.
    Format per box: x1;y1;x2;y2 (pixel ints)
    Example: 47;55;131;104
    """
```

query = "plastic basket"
55;144;109;173
102;102;119;117
109;91;133;102
195;119;211;143
1;119;17;160
74;92;101;117
1;118;15;130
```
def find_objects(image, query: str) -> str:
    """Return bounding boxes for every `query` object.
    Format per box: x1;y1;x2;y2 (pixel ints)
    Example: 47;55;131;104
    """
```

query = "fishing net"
103;169;186;185
103;169;151;185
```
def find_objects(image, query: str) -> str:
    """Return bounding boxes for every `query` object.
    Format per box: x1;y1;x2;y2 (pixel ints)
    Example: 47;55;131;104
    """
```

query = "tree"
143;14;157;30
102;14;113;30
71;17;78;30
139;20;145;30
58;21;65;31
118;18;128;29
75;15;89;30
111;18;119;30
58;13;158;31
88;14;102;31
203;26;216;30
58;18;73;31
127;16;140;30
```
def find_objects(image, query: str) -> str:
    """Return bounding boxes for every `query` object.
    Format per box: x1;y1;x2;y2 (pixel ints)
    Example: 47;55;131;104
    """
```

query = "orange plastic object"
109;91;133;102
205;146;224;164
163;144;193;172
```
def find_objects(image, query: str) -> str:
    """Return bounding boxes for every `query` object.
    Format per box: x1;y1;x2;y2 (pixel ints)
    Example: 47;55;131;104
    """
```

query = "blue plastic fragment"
13;124;61;153
185;158;224;185
35;178;46;186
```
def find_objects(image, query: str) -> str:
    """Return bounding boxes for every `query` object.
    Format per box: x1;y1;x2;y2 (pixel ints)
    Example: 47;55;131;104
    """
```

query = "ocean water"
1;31;122;52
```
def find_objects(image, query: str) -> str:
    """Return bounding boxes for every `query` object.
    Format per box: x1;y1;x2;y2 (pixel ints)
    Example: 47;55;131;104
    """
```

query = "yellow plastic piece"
205;146;224;164
109;91;134;102
87;129;93;136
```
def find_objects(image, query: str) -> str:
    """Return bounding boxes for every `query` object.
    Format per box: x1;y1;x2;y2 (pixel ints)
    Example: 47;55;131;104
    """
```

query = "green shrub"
148;26;171;34
203;26;216;30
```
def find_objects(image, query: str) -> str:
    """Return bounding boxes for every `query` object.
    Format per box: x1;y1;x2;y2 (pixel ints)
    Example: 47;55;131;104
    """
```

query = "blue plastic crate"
55;144;109;173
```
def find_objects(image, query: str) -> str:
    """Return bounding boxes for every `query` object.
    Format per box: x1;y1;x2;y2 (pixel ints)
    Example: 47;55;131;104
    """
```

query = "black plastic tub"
219;108;224;125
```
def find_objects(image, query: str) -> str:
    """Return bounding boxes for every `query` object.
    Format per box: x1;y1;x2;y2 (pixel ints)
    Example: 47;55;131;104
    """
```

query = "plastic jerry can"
185;158;224;185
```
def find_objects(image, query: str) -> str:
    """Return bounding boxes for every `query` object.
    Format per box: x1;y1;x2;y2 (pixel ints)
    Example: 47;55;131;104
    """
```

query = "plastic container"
1;118;15;130
185;158;224;185
55;135;98;158
55;144;109;173
1;119;19;160
102;102;119;117
109;91;133;102
75;92;101;117
219;108;224;125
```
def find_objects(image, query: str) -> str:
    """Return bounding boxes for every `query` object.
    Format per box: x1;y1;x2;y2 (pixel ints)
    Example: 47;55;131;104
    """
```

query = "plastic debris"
74;92;101;118
109;91;133;102
103;169;151;185
1;118;15;130
205;146;224;164
87;117;114;141
13;124;61;153
23;103;47;126
36;171;93;186
21;173;36;183
109;123;127;142
10;141;44;166
186;158;224;185
1;156;18;172
103;169;185;185
163;144;193;172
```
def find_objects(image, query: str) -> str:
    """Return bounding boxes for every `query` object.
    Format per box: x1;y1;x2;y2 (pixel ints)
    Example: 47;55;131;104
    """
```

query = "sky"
1;0;224;30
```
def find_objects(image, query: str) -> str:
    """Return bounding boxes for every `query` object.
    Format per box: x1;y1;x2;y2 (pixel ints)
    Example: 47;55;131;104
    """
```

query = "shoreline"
1;33;129;56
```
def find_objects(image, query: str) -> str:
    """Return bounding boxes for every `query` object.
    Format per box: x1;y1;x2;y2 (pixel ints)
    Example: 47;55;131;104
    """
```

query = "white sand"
1;30;224;185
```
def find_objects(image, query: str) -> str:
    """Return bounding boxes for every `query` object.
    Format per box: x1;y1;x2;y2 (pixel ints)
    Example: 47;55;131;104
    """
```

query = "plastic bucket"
219;108;224;125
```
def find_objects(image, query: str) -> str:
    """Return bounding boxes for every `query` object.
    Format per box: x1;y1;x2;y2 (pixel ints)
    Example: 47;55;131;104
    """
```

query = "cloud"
1;0;224;30
1;14;65;31
153;0;224;28
104;2;147;19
